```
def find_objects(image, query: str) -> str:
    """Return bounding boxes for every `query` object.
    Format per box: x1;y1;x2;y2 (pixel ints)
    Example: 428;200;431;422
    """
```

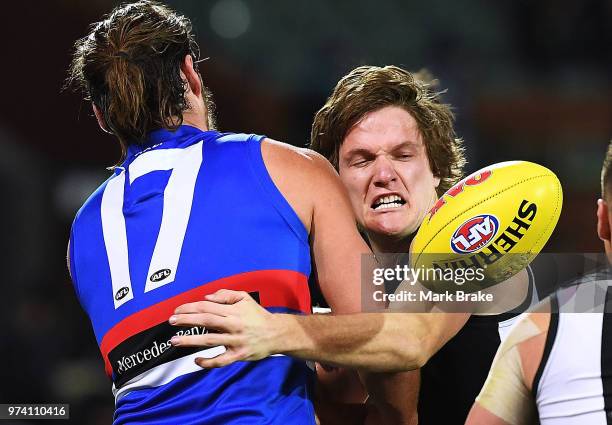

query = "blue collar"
121;125;213;171
126;125;205;156
145;125;204;145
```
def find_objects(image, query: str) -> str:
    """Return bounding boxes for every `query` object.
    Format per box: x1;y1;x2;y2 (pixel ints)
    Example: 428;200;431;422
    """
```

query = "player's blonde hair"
310;65;465;196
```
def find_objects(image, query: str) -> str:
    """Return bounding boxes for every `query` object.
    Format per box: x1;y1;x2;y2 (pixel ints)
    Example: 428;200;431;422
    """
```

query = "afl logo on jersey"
115;286;130;301
451;214;499;254
150;269;171;282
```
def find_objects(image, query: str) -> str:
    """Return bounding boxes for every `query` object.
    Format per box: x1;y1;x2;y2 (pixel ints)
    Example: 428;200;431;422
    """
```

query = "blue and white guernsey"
69;125;314;424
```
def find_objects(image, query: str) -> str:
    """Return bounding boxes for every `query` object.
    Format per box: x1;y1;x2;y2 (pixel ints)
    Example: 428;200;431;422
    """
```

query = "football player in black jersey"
465;142;612;424
308;65;551;424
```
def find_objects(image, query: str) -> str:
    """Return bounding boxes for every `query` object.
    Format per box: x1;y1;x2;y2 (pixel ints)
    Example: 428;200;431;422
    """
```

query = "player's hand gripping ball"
411;161;562;293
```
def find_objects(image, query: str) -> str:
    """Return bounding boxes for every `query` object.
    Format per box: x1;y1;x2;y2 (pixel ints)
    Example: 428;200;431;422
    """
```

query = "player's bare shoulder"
260;139;344;233
261;138;337;176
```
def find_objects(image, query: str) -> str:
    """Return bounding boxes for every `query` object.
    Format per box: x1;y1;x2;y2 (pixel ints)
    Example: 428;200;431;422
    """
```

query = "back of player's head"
310;65;465;196
68;1;202;161
601;140;612;201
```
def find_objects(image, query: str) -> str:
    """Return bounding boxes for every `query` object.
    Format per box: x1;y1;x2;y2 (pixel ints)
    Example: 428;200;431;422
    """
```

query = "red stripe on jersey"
100;269;310;377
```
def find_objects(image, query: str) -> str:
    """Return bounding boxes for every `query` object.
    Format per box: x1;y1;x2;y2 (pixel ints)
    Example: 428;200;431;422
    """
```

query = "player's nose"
372;156;398;187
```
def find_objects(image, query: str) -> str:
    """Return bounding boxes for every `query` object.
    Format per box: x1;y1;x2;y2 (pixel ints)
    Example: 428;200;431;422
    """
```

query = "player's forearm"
271;312;432;372
170;292;469;370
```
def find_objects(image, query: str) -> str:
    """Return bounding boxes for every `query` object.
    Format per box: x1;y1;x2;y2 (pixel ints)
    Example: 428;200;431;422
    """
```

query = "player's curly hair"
310;65;465;196
67;0;215;163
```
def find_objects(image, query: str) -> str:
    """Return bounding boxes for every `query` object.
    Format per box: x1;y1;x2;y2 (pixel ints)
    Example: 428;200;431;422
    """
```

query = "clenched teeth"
372;195;406;210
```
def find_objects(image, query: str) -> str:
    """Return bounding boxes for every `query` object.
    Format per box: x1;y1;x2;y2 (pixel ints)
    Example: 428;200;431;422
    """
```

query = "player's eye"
396;154;413;161
351;158;372;167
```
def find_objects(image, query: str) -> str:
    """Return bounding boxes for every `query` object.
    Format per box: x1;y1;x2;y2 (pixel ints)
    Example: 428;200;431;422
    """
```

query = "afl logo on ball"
451;214;499;254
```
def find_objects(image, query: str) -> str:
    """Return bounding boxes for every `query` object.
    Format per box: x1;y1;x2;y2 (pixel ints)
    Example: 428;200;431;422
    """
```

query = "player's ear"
92;103;112;134
180;54;202;97
597;199;610;242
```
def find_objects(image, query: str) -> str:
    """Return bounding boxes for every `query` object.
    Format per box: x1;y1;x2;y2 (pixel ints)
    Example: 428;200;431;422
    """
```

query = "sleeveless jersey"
417;252;590;424
418;264;540;424
69;125;315;425
535;270;612;424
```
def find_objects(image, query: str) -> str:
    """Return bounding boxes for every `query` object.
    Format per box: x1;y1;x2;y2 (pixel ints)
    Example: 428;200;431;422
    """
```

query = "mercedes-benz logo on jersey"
150;269;171;282
451;214;500;254
115;286;130;301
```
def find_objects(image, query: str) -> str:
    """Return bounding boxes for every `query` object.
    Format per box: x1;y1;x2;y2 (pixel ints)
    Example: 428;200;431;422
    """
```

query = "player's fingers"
172;301;206;314
205;289;249;304
170;332;235;348
169;312;238;332
194;351;242;368
174;300;233;316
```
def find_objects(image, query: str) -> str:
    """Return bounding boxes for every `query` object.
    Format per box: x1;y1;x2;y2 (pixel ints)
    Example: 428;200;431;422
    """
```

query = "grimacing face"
338;105;440;240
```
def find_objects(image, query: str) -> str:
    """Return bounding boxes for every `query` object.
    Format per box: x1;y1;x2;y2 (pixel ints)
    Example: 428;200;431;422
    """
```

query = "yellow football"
410;161;563;293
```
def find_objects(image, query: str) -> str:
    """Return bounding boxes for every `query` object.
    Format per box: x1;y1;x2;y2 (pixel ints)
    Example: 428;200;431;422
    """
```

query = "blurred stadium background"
0;0;610;423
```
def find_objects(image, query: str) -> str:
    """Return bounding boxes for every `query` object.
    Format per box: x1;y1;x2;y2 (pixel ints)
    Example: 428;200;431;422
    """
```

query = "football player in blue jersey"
66;1;409;424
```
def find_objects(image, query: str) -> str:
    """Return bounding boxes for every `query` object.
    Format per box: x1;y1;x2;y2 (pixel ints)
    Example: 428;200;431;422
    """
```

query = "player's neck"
182;109;209;132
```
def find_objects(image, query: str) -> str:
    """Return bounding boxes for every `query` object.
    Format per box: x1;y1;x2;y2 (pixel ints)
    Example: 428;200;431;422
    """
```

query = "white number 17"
100;142;203;309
